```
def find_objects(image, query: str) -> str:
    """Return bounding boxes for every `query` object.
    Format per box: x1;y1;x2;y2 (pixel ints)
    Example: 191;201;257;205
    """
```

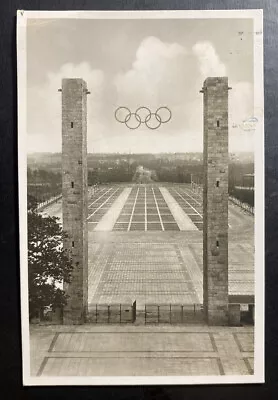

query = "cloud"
228;81;254;152
113;36;201;139
229;81;253;124
114;36;236;147
192;41;254;152
114;36;193;107
27;62;105;152
27;40;254;153
193;41;227;77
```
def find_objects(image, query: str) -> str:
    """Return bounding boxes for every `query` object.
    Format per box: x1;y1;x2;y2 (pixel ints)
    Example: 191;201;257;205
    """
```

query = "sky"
26;17;255;153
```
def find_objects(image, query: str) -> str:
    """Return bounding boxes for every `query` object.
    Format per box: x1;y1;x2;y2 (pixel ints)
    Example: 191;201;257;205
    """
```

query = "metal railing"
35;184;101;212
229;196;254;215
86;302;204;324
87;301;136;324
191;183;254;216
36;194;62;211
143;303;204;325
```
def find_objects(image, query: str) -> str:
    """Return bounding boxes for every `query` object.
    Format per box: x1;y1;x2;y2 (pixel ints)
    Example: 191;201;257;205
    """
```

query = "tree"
28;196;73;320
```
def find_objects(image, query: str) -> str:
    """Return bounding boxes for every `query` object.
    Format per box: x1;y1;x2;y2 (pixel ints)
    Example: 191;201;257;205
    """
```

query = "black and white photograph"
17;9;264;385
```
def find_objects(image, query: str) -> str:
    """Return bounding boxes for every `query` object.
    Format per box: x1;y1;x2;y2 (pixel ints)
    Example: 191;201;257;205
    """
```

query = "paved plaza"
45;184;254;307
87;231;254;307
87;185;203;232
45;183;254;307
30;324;254;376
35;183;255;377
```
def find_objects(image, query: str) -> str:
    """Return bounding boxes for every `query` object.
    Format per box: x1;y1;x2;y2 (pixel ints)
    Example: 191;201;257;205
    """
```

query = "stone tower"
61;78;89;324
201;77;230;325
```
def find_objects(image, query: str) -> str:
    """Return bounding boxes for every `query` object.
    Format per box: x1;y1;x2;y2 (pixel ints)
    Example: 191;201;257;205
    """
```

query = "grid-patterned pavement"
45;183;253;234
87;186;123;229
88;232;254;307
113;186;179;232
179;241;254;303
88;240;199;306
85;184;252;232
168;186;203;231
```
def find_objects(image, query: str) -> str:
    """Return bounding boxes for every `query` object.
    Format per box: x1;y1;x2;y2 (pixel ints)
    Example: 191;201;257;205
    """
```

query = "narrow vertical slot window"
217;120;220;127
71;122;74;128
71;181;74;188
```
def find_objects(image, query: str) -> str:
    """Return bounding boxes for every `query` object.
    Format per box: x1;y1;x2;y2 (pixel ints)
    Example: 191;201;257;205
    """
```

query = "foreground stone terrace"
30;324;254;377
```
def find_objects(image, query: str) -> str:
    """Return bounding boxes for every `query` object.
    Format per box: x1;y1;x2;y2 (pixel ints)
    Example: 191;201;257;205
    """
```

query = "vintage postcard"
17;10;264;385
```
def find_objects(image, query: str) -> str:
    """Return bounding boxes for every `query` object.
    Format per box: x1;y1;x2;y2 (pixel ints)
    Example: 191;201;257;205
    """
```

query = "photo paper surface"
17;10;264;385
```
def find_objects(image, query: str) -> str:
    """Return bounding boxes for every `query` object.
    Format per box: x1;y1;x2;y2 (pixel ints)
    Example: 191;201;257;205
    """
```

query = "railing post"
108;305;110;324
132;301;136;323
145;305;146;325
170;304;171;324
158;305;160;324
96;304;98;324
120;304;121;324
181;305;184;324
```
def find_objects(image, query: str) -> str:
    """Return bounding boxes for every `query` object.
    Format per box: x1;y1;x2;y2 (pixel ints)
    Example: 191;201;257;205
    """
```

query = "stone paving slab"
30;324;254;377
40;357;221;376
51;331;214;352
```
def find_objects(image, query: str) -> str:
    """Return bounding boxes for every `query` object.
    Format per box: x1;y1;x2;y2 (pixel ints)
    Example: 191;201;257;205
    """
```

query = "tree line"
27;195;72;321
28;161;254;206
27;168;62;203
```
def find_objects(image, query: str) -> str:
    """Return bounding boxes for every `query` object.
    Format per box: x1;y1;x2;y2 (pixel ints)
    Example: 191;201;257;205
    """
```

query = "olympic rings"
124;112;141;129
145;113;162;130
114;106;172;130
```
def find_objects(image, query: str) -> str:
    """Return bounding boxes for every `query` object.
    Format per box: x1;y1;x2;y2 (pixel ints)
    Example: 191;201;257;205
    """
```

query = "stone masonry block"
62;78;89;325
202;77;229;326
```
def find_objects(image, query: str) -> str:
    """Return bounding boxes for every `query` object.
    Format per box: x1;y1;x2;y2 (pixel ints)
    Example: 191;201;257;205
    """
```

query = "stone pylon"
61;78;89;324
201;77;230;325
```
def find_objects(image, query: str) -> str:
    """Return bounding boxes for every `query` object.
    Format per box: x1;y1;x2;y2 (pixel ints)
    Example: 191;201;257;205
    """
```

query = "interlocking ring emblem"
115;106;172;130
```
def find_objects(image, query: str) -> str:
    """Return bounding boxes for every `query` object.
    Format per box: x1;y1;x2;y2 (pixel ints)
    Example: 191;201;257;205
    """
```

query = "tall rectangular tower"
61;78;88;324
202;77;229;325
